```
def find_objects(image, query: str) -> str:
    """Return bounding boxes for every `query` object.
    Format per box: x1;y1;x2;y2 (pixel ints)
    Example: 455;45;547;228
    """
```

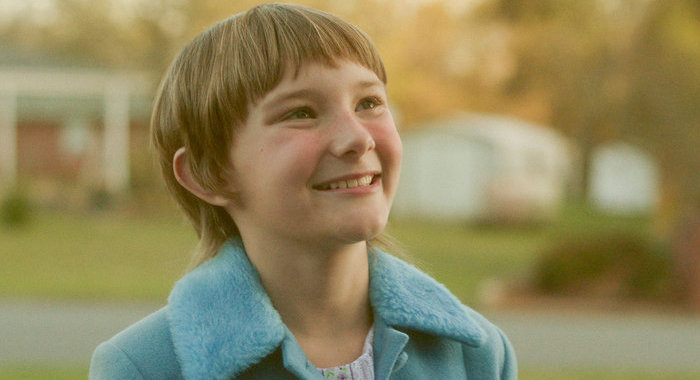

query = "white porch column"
103;79;130;194
0;84;17;191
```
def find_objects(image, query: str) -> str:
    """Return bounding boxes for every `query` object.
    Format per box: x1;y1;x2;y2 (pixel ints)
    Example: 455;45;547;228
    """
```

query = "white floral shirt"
317;326;374;380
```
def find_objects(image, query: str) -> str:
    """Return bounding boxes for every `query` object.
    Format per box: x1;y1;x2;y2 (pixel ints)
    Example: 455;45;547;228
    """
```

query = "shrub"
88;187;112;211
534;232;674;301
1;190;31;227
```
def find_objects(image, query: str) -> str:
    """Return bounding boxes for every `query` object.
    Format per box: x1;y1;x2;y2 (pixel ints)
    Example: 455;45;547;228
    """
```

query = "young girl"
90;3;516;379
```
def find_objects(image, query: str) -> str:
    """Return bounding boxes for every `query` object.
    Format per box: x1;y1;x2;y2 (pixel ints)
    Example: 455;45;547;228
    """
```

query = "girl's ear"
173;147;231;207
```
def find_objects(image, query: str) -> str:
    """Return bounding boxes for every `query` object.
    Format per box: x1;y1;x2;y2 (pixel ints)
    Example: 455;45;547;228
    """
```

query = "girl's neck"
241;236;373;366
242;236;372;331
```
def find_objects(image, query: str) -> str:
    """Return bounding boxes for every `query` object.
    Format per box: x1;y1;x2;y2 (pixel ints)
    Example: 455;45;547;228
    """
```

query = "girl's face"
224;60;402;250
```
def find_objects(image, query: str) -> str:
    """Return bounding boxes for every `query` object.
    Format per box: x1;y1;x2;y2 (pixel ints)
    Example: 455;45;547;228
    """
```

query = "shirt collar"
167;239;485;380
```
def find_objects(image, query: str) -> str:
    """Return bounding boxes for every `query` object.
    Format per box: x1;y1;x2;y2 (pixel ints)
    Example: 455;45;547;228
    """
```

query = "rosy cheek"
371;120;402;164
268;130;325;177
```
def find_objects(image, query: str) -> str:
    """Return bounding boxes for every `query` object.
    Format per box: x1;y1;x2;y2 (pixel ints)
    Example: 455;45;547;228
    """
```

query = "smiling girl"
90;3;516;379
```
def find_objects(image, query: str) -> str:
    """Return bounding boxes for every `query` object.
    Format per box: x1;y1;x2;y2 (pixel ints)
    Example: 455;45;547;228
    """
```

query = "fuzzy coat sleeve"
88;308;183;380
90;341;146;380
462;306;518;379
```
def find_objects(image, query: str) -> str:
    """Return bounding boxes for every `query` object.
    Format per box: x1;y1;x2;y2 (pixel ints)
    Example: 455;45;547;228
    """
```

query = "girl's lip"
312;171;381;190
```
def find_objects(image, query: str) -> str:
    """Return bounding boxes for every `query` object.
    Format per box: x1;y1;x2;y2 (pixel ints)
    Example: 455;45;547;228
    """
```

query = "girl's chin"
336;220;387;244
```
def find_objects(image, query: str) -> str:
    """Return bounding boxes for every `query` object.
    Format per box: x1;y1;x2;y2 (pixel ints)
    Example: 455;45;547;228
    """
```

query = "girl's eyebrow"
354;79;384;91
263;89;318;109
261;78;385;110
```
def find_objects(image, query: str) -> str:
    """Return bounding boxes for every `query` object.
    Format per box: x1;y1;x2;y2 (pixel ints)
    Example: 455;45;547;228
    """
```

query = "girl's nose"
328;112;375;158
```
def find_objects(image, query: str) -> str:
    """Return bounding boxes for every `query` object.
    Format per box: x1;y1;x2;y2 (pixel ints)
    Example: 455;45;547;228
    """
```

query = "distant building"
393;113;572;223
588;142;660;215
0;45;152;199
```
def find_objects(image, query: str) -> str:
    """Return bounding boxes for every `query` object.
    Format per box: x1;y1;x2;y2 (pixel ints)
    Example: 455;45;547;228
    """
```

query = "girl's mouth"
314;174;379;190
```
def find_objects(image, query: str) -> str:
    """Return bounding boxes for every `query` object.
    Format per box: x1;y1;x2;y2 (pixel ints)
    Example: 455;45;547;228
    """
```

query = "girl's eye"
284;107;315;120
356;97;383;111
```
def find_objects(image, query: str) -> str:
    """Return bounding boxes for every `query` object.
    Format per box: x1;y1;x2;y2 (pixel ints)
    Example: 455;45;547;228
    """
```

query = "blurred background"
1;0;699;378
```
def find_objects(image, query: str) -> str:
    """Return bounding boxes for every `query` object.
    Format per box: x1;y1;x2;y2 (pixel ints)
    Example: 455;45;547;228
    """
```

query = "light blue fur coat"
90;239;517;379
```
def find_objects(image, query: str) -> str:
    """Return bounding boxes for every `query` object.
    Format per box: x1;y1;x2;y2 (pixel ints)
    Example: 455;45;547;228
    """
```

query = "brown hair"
151;3;387;267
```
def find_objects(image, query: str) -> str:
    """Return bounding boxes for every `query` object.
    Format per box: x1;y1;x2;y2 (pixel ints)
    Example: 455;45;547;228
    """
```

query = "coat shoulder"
89;307;182;380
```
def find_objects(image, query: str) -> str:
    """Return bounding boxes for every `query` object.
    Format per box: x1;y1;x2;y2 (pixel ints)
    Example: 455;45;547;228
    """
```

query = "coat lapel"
369;249;486;347
167;240;285;380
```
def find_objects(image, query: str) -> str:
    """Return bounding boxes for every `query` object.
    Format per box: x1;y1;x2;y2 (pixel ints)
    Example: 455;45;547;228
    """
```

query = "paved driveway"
0;300;159;366
487;309;700;372
1;300;699;371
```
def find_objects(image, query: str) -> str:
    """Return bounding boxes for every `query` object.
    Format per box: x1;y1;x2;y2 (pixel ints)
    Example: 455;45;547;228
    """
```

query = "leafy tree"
624;0;700;213
473;0;628;196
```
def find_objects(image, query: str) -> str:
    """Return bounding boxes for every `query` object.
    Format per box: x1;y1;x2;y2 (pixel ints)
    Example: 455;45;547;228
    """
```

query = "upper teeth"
325;175;373;190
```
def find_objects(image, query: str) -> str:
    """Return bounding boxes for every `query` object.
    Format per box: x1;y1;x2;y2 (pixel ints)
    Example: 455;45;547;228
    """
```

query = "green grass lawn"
0;203;653;304
0;210;197;301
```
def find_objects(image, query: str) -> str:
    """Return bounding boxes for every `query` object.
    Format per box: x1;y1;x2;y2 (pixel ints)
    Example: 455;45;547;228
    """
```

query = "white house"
588;142;659;214
392;113;572;223
0;46;151;195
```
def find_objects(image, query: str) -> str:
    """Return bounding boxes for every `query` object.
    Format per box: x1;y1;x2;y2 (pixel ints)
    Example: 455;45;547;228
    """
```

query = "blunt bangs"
230;3;387;110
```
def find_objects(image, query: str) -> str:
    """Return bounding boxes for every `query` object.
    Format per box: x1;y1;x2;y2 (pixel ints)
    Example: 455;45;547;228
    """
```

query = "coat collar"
167;239;485;380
